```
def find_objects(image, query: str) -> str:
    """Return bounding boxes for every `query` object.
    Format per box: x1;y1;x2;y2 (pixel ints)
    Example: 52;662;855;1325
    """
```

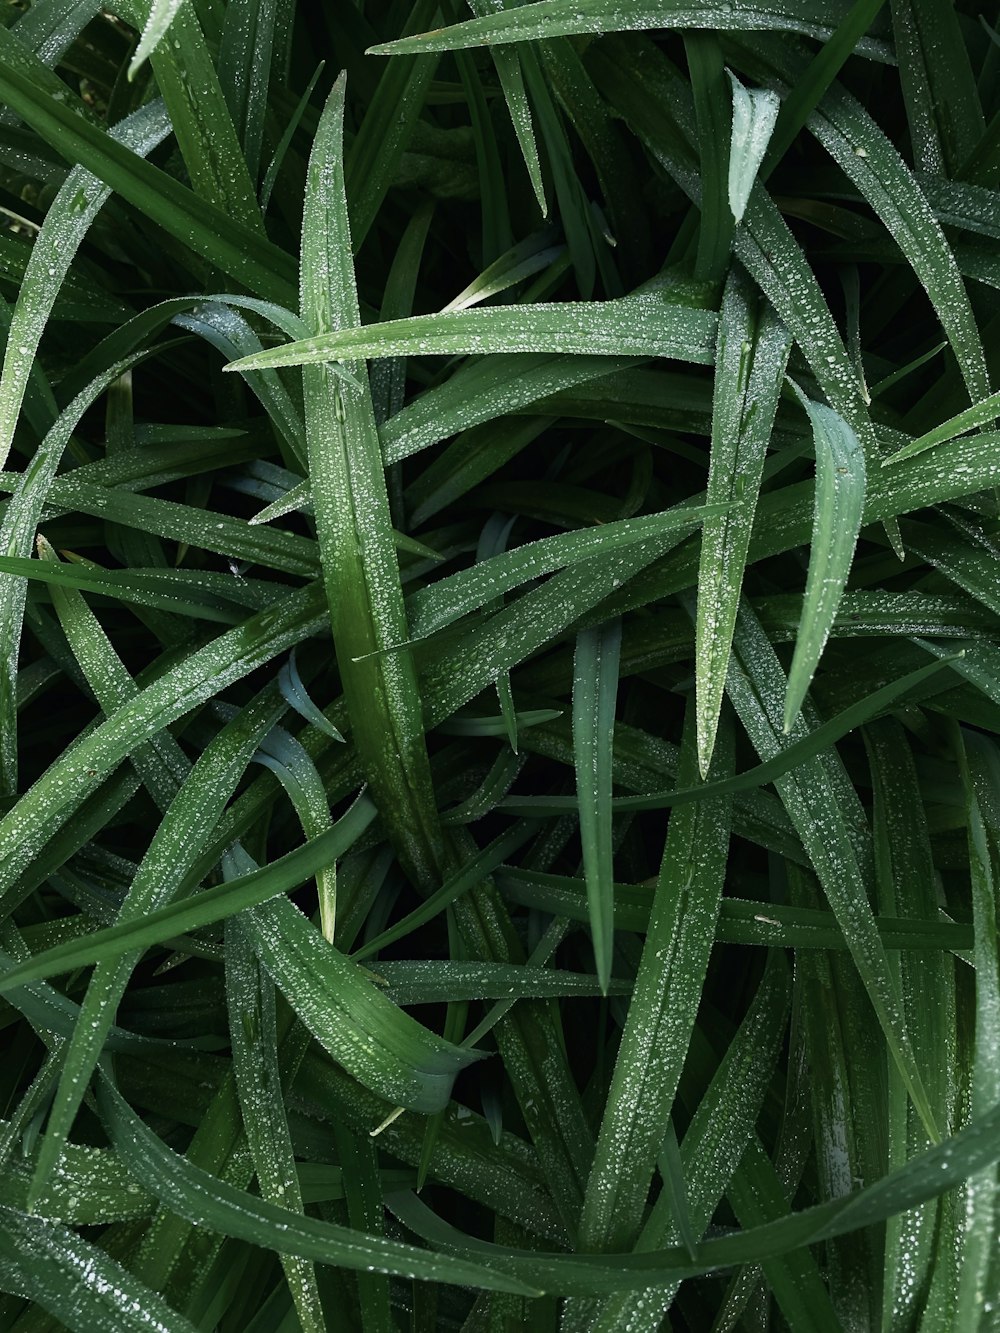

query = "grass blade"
727;69;779;223
696;268;790;775
728;601;939;1142
368;2;883;53
579;703;733;1253
572;618;621;994
783;387;866;732
300;75;442;887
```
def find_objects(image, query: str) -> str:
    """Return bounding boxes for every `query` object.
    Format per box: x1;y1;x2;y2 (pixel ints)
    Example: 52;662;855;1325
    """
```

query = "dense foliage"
0;1;999;1329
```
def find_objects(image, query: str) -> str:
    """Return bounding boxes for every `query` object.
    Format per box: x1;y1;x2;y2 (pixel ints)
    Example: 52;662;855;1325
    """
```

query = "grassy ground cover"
0;1;998;1328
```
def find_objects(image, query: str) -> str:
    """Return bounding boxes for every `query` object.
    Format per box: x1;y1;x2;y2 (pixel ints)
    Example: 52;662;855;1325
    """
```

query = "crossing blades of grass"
0;353;152;796
224;915;325;1332
3;5;1000;1328
728;601;939;1142
0;1203;196;1333
0;40;297;305
298;76;442;889
95;1074;539;1296
579;704;733;1254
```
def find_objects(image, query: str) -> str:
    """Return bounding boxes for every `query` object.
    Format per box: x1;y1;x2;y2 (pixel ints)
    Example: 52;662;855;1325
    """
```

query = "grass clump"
0;1;998;1329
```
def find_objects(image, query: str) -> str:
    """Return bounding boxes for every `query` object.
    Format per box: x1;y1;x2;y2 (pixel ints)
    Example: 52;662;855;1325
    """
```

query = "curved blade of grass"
727;70;779;223
0;352;152;795
696;269;791;776
0;99;169;477
783;387;866;732
278;651;344;743
225;917;325;1333
368;1;885;54
0;1203;197;1333
408;502;716;641
572;618;622;994
389;1091;1000;1295
27;686;283;1205
0;580;327;899
584;955;791;1331
96;1074;539;1295
0;41;297;305
728;600;938;1142
56;291;307;405
174;302;307;464
245;895;485;1114
301;75;443;888
579;704;733;1253
251;721;336;936
352;820;540;964
0;793;377;990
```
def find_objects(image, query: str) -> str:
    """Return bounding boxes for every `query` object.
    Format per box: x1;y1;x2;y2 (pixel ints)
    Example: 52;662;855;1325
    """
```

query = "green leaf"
227;290;718;372
579;704;733;1253
572;618;621;995
727;69;779;223
246;893;485;1114
96;1075;540;1295
696;268;790;775
728;601;939;1143
368;1;886;54
783;387;866;733
0;793;377;990
883;387;1000;465
0;1203;196;1332
225;916;325;1332
300;75;443;889
0;37;297;305
128;0;185;77
389;1092;1000;1295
